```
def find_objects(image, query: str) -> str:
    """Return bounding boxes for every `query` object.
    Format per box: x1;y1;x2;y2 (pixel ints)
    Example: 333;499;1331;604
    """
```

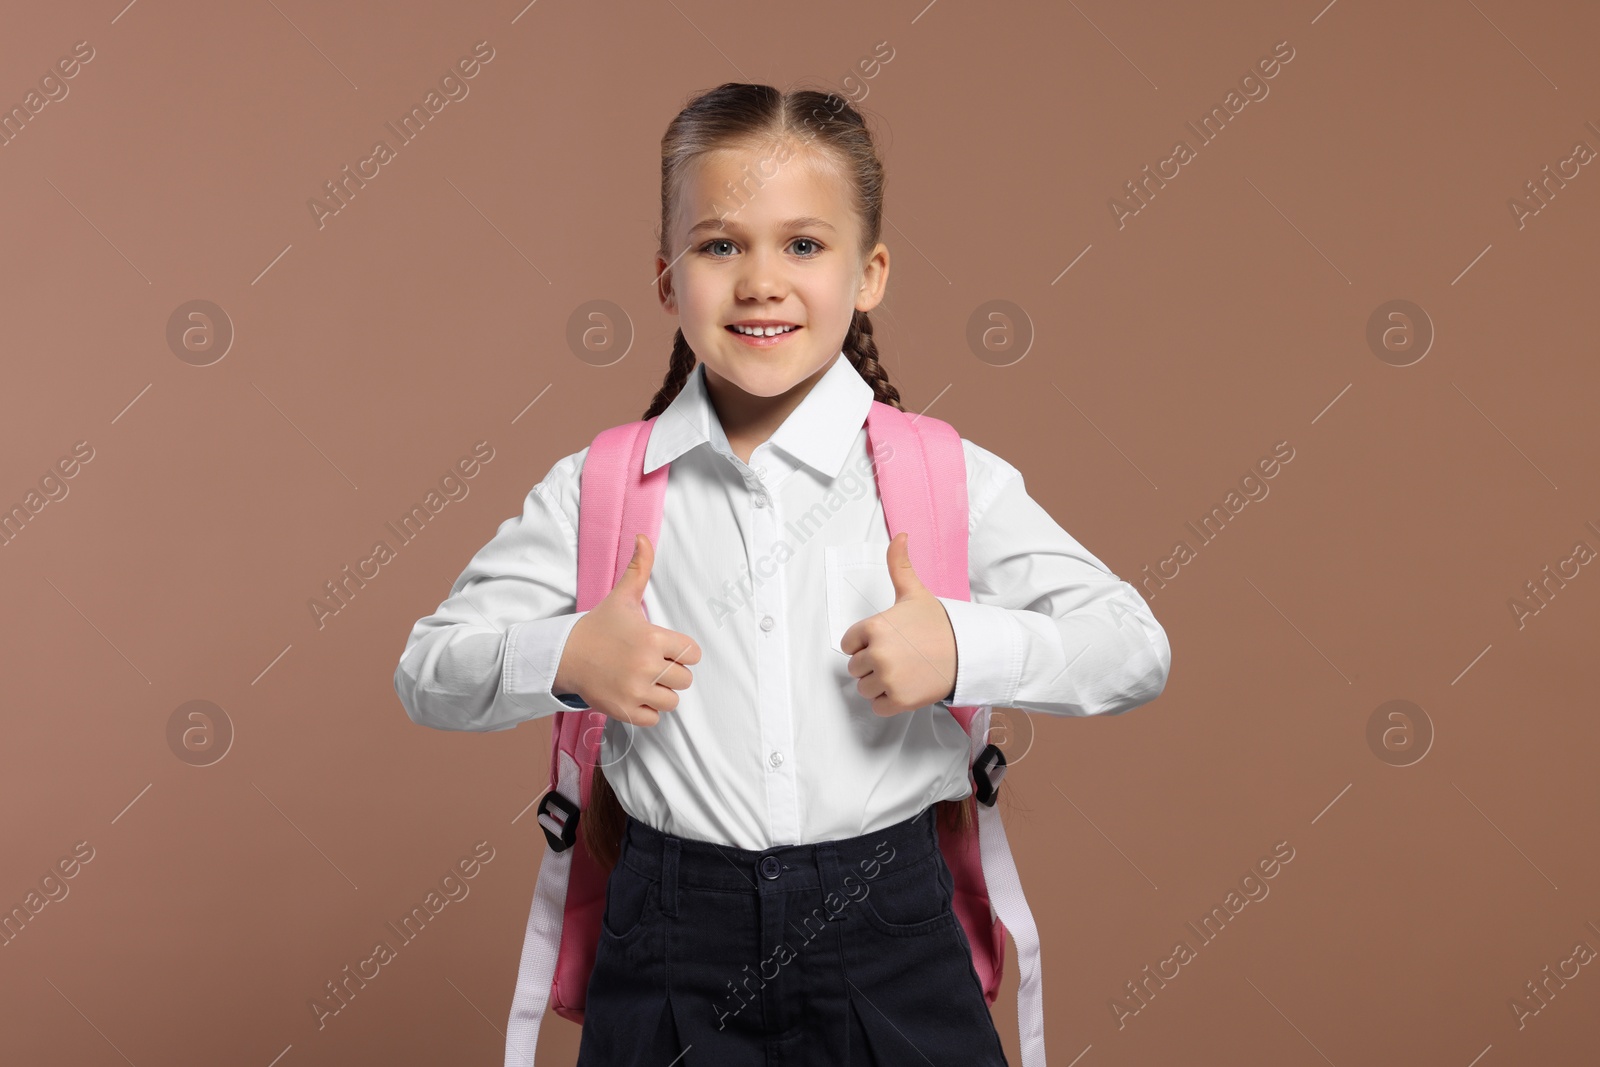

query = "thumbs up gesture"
553;534;702;728
839;532;958;717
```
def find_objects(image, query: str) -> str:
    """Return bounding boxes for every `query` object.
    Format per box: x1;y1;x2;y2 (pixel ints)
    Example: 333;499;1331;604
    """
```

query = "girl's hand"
554;534;702;728
840;532;958;716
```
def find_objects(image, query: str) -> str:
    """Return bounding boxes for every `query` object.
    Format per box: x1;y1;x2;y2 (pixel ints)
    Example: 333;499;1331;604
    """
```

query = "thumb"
887;532;926;602
610;533;653;609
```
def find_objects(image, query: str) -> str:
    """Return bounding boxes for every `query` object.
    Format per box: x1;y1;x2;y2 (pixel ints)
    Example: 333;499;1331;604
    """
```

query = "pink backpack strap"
567;418;669;804
508;406;1046;1066
863;403;971;715
865;401;1048;1067
504;418;666;1066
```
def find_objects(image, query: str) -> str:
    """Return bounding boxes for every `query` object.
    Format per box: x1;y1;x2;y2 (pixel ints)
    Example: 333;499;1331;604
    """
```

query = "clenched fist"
840;532;958;716
554;534;702;727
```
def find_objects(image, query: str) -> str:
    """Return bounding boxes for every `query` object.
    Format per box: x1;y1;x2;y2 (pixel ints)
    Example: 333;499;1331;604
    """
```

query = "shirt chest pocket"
824;542;898;653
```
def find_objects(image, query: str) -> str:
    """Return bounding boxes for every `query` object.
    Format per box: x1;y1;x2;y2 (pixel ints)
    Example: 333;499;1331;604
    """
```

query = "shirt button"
753;492;768;508
759;855;782;880
760;615;775;631
768;750;784;768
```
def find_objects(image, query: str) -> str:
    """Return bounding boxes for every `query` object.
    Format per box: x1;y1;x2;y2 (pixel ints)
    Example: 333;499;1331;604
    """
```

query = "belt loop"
816;843;845;922
661;837;680;918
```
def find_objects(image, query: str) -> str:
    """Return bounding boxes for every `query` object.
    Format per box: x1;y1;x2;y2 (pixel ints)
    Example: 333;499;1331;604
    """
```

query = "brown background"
3;0;1597;1064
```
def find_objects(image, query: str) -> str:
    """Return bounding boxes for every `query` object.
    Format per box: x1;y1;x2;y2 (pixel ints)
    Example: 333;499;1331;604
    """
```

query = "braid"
641;330;697;420
843;310;903;412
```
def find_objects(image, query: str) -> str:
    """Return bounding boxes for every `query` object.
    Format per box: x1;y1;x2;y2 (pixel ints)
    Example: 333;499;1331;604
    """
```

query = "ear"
854;242;890;314
655;254;678;314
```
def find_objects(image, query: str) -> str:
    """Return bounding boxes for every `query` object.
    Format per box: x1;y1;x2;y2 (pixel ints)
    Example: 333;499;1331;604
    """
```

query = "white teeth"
732;324;797;336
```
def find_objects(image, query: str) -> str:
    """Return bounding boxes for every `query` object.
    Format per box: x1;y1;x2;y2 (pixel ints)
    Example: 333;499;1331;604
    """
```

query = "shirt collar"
642;350;876;479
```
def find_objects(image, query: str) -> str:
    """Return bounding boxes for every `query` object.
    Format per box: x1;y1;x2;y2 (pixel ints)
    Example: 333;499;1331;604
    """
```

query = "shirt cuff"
936;596;1023;708
502;611;590;719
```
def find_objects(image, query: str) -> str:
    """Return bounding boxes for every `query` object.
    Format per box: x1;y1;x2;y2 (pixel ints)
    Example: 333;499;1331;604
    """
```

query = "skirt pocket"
600;862;659;943
857;851;957;937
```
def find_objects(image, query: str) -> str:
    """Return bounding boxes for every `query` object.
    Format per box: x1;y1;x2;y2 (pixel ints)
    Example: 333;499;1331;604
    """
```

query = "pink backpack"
503;401;1047;1066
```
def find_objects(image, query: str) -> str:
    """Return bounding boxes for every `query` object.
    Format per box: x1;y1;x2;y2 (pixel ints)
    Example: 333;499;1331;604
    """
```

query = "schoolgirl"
395;82;1171;1066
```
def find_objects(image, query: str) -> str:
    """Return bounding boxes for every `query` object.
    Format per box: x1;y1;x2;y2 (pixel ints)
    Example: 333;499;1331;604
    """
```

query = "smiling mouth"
725;323;802;347
727;324;801;337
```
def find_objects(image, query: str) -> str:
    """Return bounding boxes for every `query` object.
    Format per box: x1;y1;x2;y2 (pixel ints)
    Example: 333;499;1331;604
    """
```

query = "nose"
733;246;787;303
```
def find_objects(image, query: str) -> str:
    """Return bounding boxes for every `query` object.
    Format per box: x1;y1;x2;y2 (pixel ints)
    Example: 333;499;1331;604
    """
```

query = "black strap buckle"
972;744;1007;807
536;790;580;853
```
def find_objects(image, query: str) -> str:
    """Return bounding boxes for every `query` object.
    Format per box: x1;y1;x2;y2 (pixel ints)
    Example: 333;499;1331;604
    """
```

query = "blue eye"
696;237;825;257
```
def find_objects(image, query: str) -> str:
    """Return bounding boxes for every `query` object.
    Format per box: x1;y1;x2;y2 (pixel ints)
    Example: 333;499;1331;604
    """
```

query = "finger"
612;703;659;729
658;631;702;666
644;683;680;714
886;531;925;602
846;648;875;680
649;633;700;684
655;660;694;692
610;533;654;608
840;621;867;655
640;652;691;694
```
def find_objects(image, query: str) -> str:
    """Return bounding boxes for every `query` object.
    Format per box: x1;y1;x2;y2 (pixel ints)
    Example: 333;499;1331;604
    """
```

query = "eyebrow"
686;215;838;237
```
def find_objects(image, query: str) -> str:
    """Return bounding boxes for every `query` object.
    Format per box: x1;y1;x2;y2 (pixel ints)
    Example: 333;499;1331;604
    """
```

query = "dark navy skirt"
575;803;1010;1066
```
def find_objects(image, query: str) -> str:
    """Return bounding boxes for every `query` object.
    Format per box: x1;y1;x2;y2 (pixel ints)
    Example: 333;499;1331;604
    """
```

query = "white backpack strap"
503;750;581;1066
977;800;1048;1065
969;706;1048;1066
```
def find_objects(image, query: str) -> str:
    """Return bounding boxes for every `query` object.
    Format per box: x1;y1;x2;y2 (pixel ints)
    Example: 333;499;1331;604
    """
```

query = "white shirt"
394;352;1171;850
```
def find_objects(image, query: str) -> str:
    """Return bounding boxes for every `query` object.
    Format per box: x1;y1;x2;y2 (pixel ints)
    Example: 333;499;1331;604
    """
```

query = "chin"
701;347;824;395
718;366;807;397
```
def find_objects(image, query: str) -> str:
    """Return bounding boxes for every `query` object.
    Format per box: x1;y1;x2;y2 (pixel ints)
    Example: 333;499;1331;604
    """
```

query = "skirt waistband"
616;804;942;895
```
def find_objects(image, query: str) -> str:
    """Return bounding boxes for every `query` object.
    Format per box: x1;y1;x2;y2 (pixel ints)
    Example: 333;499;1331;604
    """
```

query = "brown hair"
582;82;975;870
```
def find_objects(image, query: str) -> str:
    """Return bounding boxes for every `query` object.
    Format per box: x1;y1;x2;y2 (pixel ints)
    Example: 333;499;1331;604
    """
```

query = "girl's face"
656;141;889;403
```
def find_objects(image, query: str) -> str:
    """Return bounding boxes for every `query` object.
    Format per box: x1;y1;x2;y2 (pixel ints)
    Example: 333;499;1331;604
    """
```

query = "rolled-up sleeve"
935;439;1171;716
393;447;589;732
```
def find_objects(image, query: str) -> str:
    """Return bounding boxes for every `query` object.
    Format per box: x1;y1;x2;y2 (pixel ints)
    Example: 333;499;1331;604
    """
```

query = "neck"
703;359;833;465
